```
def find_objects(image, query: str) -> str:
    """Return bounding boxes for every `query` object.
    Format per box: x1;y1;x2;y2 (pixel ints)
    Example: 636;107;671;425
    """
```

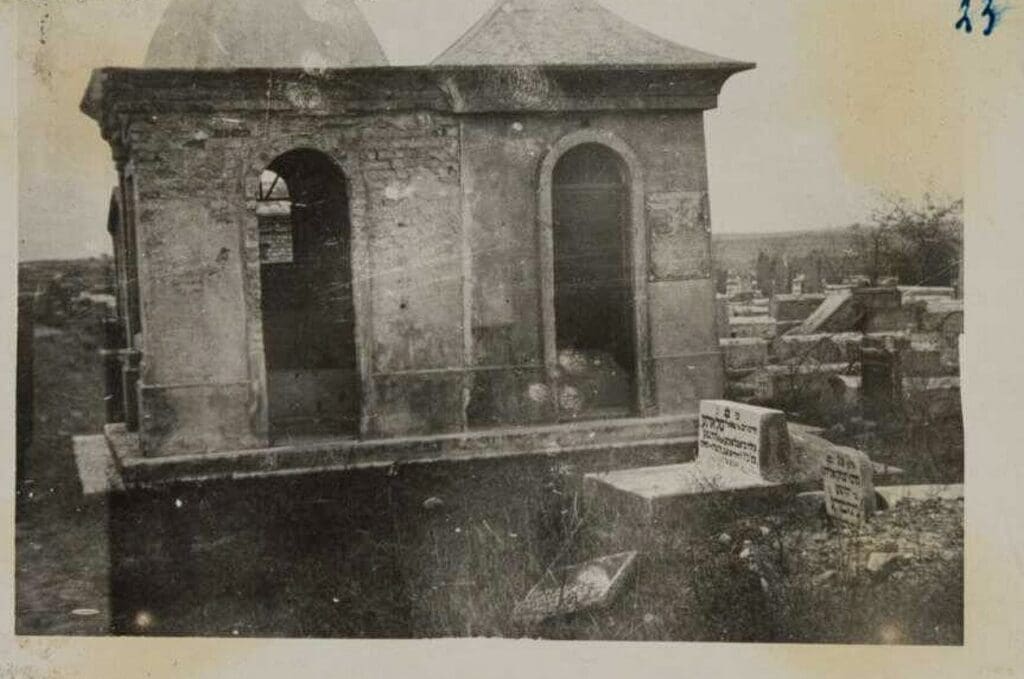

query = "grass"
17;283;964;643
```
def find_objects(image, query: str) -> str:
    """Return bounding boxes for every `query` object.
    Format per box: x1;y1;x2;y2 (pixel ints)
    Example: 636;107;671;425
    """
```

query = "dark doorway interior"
258;149;358;440
552;143;636;419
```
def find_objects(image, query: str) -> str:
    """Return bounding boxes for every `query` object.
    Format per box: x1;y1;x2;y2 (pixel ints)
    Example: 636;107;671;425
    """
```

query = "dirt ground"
14;277;963;643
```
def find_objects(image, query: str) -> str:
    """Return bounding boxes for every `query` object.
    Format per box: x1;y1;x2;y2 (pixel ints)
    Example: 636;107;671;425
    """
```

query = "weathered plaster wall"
460;111;721;424
123;101;722;456
128;115;260;456
356;114;465;437
127;108;465;455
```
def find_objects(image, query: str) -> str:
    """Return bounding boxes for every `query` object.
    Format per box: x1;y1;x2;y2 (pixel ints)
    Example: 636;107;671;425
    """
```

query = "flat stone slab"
72;434;124;495
585;421;903;524
584;459;790;524
513;551;638;625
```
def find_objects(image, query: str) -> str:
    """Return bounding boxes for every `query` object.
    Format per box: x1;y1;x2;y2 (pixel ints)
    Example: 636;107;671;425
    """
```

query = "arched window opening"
552;143;636;419
258;149;358;440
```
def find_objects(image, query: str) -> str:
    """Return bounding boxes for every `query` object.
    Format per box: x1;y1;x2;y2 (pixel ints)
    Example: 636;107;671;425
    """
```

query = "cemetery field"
16;301;111;635
16;284;963;643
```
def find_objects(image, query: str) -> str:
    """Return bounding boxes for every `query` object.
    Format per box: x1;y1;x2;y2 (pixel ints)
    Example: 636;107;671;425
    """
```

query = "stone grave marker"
698;400;793;482
822;446;876;526
512;551;638;625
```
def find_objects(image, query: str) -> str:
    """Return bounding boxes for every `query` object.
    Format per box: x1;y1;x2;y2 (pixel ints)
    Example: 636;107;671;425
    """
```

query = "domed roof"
145;0;388;69
434;0;737;67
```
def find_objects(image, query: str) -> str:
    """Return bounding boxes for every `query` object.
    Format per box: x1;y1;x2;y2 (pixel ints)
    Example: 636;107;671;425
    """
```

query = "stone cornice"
81;63;755;137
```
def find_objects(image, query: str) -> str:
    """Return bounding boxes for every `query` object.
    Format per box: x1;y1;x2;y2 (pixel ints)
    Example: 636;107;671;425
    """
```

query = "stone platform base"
71;414;699;637
79;413;701;491
583;459;791;525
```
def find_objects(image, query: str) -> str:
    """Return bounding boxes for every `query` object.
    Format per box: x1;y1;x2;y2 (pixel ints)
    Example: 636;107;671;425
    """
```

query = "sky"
16;0;965;261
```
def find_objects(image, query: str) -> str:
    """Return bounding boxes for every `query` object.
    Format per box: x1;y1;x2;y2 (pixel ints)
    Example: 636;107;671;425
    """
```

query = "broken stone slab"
875;484;963;506
770;293;828;322
728;316;778;340
698;400;794;483
729;304;769;317
865;552;909;578
823;446;876;527
788;289;861;335
719;338;769;371
771;332;863;364
811;569;838;586
898;286;956;303
72;434;124;495
512;551;638;625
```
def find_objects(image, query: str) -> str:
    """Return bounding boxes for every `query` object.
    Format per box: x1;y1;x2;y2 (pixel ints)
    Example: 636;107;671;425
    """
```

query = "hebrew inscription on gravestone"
823;447;876;527
698;400;793;482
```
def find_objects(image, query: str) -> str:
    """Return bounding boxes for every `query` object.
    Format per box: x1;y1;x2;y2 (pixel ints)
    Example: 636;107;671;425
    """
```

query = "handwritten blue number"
982;0;998;35
956;0;973;32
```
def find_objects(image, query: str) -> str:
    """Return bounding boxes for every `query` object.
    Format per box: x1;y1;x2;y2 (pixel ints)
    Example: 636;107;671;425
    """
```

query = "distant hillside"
712;227;858;274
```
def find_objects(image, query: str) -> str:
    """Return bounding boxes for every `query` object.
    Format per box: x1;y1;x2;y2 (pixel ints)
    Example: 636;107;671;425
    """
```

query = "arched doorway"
551;143;637;419
257;149;358;440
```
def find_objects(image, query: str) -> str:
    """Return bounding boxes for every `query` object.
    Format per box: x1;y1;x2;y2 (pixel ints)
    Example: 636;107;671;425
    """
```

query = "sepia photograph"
11;0;996;653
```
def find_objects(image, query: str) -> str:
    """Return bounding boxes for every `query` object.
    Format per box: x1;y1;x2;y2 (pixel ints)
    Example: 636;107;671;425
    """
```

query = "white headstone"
823;447;876;526
698;400;793;482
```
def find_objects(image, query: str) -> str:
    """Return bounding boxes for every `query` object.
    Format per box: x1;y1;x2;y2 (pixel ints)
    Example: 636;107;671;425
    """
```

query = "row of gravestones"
698;399;876;527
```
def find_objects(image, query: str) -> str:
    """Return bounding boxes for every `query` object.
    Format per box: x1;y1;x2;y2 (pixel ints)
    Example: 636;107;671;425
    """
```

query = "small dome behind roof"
145;0;388;69
434;0;739;67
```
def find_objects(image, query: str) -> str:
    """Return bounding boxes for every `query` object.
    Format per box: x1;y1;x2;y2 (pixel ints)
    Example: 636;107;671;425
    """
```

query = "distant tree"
849;224;890;285
885;196;963;287
849;196;963;287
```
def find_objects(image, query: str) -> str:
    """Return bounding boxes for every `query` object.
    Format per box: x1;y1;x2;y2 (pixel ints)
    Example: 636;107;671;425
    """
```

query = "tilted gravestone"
822;446;876;526
698;400;794;482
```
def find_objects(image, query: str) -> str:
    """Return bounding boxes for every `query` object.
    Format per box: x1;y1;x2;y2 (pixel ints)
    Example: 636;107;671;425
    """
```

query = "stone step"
414;413;699;456
105;415;699;488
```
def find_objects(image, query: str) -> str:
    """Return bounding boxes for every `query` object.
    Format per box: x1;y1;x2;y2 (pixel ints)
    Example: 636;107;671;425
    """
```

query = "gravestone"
587;404;898;526
822;447;876;526
698;400;793;482
513;551;638;625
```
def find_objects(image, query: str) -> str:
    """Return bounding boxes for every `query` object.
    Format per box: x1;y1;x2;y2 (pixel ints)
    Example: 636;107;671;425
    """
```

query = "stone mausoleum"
82;0;753;483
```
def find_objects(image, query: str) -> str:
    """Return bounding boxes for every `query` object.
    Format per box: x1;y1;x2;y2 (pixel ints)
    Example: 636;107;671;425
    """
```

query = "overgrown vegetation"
849;195;964;288
17;263;963;642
